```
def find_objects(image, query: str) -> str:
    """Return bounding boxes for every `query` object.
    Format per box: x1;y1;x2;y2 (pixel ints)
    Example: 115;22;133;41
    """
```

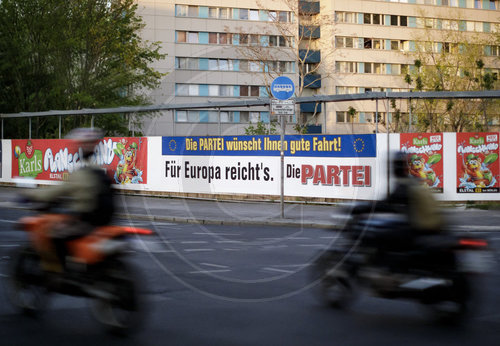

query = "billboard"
11;137;148;184
456;132;499;193
400;133;444;192
159;135;377;199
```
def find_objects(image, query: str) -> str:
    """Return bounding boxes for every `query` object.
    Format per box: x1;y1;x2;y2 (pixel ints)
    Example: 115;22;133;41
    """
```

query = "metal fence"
1;90;500;139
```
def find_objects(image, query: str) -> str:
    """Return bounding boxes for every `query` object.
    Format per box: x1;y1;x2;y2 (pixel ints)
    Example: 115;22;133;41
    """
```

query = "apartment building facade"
137;0;500;136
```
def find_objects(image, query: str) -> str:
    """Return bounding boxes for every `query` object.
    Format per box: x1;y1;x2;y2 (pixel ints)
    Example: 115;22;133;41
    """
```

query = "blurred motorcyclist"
353;151;443;271
385;151;442;234
24;128;114;271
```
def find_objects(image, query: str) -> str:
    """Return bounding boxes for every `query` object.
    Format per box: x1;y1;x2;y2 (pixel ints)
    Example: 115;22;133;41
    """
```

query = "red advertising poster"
400;133;443;192
457;132;499;193
12;137;147;184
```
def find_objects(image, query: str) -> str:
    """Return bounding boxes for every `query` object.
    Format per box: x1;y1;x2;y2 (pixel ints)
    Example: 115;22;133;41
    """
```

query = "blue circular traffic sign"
271;76;295;100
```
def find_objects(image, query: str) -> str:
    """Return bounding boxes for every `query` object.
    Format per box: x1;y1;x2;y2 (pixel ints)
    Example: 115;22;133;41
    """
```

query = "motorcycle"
5;212;153;334
311;205;493;323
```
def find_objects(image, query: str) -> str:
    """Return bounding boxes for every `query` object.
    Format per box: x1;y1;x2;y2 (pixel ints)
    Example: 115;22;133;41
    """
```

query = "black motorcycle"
311;205;493;323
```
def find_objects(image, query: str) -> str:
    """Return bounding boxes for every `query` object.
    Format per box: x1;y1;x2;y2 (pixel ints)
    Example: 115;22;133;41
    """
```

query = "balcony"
300;102;322;113
299;1;320;15
299;25;320;39
299;50;321;64
301;74;321;89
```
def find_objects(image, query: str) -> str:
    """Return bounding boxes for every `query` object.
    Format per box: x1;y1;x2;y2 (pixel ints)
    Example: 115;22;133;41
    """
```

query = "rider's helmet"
66;127;103;158
393;151;409;178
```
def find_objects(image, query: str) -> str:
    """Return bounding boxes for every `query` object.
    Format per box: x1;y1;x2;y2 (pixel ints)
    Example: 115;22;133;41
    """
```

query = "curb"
115;213;335;229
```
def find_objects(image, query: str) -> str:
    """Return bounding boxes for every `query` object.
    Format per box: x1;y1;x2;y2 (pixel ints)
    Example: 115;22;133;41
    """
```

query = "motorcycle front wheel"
89;258;142;335
311;251;358;309
5;245;49;315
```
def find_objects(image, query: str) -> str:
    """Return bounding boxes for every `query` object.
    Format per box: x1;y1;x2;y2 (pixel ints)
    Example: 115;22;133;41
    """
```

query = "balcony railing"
299;25;320;39
302;74;322;89
300;102;322;113
299;50;321;64
299;1;320;15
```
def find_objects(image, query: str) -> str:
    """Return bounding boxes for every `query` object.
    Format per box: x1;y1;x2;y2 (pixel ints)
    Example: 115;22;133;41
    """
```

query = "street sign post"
271;99;295;116
271;77;295;219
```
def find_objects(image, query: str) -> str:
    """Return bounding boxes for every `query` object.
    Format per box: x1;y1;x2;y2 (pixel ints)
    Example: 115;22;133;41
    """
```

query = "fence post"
218;108;221;136
375;99;379;134
59;116;62;139
409;98;412;133
29;118;31;139
323;102;326;134
172;110;176;136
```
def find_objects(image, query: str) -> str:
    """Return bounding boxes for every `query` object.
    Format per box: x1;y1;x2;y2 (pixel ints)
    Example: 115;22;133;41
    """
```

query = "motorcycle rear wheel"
424;274;471;324
89;258;142;335
5;246;49;315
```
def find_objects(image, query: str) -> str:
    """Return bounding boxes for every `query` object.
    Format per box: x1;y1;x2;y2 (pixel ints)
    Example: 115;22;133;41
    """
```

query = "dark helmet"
393;151;409;178
66;127;103;158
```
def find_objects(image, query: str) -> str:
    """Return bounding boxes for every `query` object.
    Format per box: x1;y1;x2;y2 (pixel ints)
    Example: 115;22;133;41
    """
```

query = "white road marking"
223;248;240;251
193;232;240;236
299;244;326;247
189;269;231;274
320;236;337;239
271;264;310;268
0;219;17;224
288;237;310;240
257;238;281;241
0;245;20;247
216;240;240;244
200;263;229;269
181;241;208;244
184;248;214;252
263;267;294;274
0;273;7;277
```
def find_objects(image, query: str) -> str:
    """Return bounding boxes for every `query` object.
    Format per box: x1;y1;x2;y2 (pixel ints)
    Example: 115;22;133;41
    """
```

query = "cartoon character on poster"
407;153;441;186
113;139;144;184
400;133;443;192
457;133;499;192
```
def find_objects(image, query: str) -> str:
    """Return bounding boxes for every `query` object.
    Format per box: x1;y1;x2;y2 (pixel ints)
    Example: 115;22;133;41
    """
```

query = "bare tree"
227;0;336;130
404;9;499;132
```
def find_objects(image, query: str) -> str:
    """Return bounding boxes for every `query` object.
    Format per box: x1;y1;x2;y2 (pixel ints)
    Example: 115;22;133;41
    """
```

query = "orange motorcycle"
6;212;153;334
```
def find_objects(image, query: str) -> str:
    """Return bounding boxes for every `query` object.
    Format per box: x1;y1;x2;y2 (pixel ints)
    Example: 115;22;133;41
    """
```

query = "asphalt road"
1;207;500;345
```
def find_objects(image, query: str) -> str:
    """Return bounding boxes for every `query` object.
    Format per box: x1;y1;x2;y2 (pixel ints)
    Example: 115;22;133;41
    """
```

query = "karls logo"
412;137;428;146
470;137;485;146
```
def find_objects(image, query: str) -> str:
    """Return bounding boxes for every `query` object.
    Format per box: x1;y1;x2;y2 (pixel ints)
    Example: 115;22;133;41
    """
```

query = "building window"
364;13;371;24
176;5;187;17
219;33;228;44
187;32;198;43
250;112;260;123
177;31;186;43
239;9;248;20
177;111;187;122
279;11;289;22
219;8;229;18
220;85;232;96
188;6;198;17
391;15;398;26
208;7;218;18
336;112;346;123
209;85;219;96
250;10;259;21
400;16;408;26
250;86;260;96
